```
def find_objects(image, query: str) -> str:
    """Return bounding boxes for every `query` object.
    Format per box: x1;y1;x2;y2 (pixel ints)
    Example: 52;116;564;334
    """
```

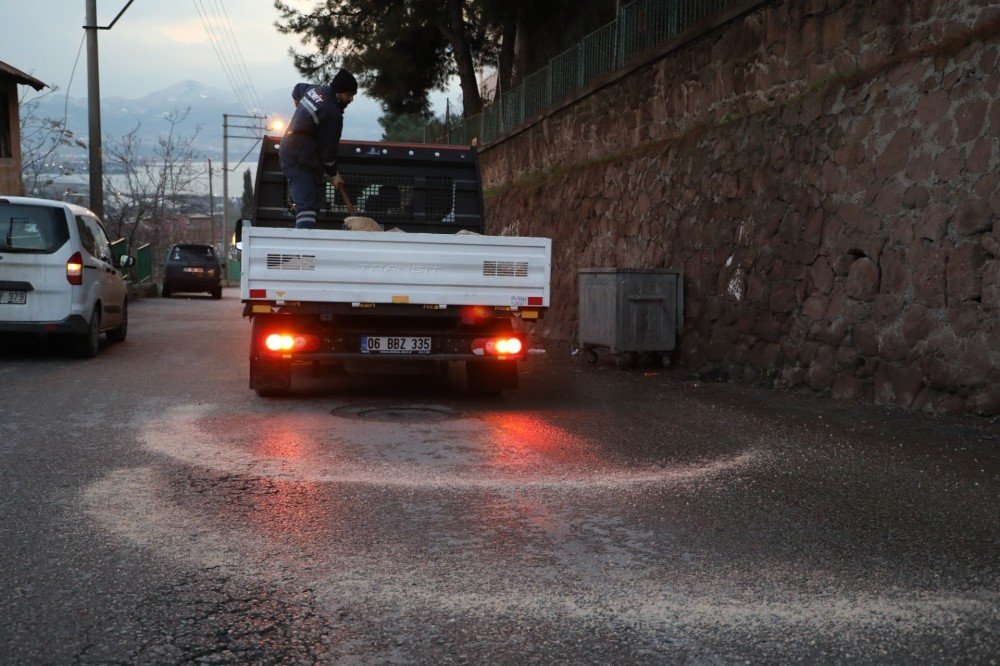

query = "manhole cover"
331;404;459;422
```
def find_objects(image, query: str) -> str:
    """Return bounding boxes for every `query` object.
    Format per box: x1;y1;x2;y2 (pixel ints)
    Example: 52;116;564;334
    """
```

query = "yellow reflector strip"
521;310;539;319
252;305;271;313
392;295;410;304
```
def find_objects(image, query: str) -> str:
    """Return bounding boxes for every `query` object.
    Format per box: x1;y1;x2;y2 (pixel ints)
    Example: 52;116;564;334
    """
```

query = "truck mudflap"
250;358;292;391
466;360;519;395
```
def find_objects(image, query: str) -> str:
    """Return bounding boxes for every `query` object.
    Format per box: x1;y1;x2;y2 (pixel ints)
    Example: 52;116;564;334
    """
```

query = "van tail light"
261;332;320;353
471;336;524;358
66;252;84;285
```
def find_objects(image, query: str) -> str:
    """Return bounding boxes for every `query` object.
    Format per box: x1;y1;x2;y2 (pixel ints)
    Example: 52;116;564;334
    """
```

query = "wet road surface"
1;289;998;663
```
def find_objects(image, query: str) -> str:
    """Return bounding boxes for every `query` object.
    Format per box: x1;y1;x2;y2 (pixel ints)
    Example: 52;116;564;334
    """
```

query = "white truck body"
241;136;547;395
240;222;551;308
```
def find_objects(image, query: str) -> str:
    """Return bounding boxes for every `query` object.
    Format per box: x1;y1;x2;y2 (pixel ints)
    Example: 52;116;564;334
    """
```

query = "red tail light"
471;336;524;357
66;252;83;285
261;332;320;353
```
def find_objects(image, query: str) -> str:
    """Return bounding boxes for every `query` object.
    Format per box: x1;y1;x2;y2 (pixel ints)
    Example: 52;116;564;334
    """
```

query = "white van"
0;196;134;357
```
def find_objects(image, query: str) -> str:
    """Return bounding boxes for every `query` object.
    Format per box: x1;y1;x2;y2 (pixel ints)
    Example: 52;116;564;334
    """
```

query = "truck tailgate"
241;225;551;308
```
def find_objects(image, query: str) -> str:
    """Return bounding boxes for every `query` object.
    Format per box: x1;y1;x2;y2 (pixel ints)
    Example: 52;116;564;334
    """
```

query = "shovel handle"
335;181;355;214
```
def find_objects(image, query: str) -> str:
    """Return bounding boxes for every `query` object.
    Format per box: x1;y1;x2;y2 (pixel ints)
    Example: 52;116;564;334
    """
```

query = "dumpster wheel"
614;352;639;369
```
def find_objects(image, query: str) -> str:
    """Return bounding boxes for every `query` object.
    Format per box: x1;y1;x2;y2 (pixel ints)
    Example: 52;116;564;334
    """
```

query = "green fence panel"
450;115;475;145
110;238;126;260
481;104;501;144
227;252;241;284
135;244;152;284
581;21;617;86
550;45;581;105
108;239;153;284
523;68;551;119
499;85;525;131
109;238;131;284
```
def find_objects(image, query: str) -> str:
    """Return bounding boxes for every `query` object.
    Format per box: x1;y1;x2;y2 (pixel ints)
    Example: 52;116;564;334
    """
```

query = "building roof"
0;60;47;91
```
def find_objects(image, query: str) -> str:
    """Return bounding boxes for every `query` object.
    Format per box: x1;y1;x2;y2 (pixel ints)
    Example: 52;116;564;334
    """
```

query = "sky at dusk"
3;1;312;99
2;1;456;128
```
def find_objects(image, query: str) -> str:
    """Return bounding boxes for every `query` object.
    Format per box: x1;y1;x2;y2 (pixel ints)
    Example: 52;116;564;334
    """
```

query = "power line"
192;0;267;125
201;0;258;111
192;0;252;113
191;0;255;115
62;33;87;139
208;0;266;115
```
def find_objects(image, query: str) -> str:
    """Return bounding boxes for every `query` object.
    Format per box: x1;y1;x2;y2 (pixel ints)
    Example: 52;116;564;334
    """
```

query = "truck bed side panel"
241;226;551;308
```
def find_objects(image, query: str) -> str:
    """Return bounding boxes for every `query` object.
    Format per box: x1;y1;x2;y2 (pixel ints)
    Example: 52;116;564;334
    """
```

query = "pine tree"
240;169;254;219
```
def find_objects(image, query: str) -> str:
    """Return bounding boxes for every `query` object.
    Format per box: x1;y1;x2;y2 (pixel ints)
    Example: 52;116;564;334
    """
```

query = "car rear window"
0;204;70;254
170;246;217;262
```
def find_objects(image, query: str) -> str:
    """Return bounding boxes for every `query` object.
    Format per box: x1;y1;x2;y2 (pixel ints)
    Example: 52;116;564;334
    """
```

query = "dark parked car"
162;244;222;299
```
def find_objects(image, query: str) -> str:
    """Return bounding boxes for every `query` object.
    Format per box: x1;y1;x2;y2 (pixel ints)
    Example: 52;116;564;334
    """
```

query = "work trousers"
283;163;327;229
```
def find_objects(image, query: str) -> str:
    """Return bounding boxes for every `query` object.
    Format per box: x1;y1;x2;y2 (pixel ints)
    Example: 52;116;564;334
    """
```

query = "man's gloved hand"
330;173;345;190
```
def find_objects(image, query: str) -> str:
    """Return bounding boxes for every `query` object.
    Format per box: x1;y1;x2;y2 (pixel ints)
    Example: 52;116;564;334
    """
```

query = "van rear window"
0;204;70;253
170;246;216;262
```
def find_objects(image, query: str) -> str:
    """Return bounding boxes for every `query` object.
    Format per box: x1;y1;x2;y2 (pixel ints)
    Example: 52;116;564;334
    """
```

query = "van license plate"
361;336;431;354
0;290;26;305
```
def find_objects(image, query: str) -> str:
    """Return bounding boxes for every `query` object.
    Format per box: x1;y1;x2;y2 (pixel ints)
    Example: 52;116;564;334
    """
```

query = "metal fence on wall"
446;0;748;146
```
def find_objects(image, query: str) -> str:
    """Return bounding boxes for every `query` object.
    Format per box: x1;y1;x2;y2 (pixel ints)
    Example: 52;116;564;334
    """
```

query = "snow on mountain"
26;80;385;159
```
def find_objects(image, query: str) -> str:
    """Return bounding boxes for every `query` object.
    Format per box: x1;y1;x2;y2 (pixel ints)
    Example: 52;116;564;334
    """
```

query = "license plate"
183;267;205;273
361;336;432;354
0;290;26;305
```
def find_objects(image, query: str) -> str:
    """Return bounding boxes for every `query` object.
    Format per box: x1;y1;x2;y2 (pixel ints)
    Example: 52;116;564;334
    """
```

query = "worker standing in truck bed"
279;69;358;229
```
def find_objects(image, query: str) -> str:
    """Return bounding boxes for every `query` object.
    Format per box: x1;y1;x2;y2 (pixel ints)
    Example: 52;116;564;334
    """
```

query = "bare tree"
103;109;203;266
18;86;86;196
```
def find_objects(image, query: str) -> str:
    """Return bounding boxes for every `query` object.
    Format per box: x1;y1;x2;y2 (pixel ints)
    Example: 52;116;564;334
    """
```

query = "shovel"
336;181;383;232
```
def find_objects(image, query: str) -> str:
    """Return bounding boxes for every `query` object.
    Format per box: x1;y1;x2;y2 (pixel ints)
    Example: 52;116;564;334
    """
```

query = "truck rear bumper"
254;352;522;362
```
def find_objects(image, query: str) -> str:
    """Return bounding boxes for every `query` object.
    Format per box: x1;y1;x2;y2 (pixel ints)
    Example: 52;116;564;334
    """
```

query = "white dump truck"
237;137;551;396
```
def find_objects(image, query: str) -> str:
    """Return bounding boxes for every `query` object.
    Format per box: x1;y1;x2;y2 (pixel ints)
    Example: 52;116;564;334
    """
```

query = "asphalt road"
1;289;997;664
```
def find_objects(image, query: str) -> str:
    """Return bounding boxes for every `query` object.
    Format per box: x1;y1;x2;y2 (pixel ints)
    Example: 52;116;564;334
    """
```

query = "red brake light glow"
471;337;524;357
66;252;83;285
497;338;523;355
263;332;319;353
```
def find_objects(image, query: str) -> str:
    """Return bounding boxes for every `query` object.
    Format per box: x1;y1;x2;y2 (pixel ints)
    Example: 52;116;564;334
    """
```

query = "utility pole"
83;0;138;221
85;0;104;220
208;158;216;252
222;114;229;260
222;113;265;286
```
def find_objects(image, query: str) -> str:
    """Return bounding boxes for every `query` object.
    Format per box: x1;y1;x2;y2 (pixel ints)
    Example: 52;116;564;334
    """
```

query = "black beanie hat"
331;69;358;95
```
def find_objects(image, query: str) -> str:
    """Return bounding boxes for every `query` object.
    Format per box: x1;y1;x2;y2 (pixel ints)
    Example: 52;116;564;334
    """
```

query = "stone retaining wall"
480;0;1000;414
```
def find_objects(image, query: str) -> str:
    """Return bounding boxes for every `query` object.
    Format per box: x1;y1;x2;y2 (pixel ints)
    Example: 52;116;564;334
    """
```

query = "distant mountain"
28;80;385;160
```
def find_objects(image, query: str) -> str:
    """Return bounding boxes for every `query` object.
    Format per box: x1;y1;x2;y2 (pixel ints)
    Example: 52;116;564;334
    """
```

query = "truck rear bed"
240;223;551;308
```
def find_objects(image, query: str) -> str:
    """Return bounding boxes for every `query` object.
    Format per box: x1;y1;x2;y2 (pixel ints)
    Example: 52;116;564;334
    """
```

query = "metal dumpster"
578;268;683;368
